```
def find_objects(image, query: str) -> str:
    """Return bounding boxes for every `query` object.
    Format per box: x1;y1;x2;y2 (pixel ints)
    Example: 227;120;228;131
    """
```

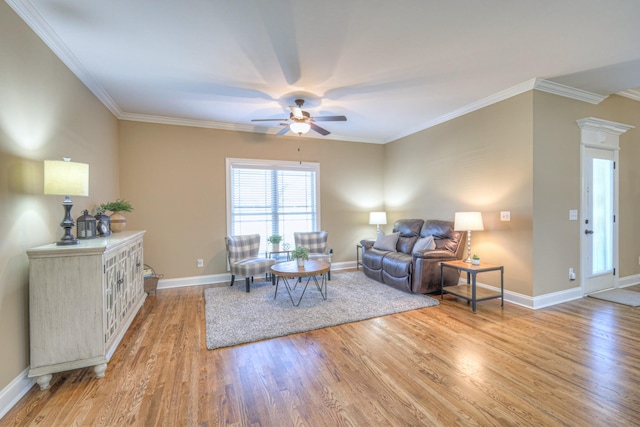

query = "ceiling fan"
251;99;347;136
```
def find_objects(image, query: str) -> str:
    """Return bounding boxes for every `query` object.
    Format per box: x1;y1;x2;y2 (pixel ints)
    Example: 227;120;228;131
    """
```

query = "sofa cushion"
362;247;387;269
421;220;454;239
382;251;412;277
396;236;418;254
423;220;461;254
373;231;399;251
393;219;424;237
413;235;436;252
381;252;413;292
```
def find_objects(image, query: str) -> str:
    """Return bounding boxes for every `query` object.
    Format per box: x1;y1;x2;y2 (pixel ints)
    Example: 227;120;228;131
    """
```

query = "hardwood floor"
3;274;640;426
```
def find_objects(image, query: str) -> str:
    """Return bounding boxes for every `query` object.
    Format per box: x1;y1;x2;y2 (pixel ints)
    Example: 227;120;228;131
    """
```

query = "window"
226;158;320;254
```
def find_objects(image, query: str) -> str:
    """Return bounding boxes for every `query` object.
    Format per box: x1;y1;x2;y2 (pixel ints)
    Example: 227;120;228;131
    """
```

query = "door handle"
585;229;594;235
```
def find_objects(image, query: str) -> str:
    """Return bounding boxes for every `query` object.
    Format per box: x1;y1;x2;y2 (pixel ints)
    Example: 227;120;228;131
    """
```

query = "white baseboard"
0;368;34;420
619;274;640;288
157;273;229;289
156;261;356;290
458;279;583;310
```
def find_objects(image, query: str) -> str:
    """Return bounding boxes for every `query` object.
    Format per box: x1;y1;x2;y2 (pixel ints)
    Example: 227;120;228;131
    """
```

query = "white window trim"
225;157;322;237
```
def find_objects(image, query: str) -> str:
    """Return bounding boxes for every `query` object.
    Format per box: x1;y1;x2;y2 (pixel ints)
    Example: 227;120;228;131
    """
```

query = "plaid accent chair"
225;234;276;292
294;231;332;280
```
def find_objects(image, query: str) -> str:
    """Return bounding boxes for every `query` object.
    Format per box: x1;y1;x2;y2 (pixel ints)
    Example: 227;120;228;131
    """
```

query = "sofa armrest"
412;249;456;260
360;239;375;251
411;250;460;293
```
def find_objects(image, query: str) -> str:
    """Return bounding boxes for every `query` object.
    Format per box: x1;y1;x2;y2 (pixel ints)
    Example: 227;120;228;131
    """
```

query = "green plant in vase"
291;246;309;267
98;199;134;233
472;254;480;265
267;234;283;251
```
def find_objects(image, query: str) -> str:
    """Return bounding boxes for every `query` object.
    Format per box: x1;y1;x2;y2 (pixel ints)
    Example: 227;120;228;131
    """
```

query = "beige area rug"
588;288;640;307
204;271;439;350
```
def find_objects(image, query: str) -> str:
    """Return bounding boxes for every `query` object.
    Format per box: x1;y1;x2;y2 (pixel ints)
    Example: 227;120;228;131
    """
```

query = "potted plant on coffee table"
98;199;134;232
267;234;283;252
291;246;309;267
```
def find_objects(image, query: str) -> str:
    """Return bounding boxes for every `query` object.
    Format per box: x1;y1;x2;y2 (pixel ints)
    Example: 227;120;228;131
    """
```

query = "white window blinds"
226;158;320;254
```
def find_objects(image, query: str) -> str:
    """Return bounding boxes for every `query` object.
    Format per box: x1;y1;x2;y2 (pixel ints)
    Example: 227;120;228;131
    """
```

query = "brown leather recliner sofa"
360;219;465;294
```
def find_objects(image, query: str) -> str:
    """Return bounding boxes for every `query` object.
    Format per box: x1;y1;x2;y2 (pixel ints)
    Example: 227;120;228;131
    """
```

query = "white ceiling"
8;0;640;144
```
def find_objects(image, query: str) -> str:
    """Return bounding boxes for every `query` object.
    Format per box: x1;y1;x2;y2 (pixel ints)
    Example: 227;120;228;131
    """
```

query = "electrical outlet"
500;211;511;221
197;259;204;268
569;267;576;281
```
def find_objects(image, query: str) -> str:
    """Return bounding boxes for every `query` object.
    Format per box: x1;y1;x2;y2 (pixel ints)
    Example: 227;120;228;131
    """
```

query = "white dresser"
27;230;146;390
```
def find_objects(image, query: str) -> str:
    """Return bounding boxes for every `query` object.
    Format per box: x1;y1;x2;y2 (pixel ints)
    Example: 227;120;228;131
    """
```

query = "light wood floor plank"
3;275;640;426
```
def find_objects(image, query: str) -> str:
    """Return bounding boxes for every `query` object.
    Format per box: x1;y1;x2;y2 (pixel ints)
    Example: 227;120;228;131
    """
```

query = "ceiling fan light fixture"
290;122;310;134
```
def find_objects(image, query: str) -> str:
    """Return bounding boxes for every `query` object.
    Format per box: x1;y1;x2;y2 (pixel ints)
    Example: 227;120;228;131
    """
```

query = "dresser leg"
94;363;107;378
36;374;52;390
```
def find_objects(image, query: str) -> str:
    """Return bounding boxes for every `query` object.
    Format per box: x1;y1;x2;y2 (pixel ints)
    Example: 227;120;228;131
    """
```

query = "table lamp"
369;211;387;235
44;158;89;245
454;211;484;263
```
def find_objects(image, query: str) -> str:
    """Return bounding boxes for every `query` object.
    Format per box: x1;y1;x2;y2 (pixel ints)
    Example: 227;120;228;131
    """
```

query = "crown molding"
388;79;538;142
617;88;640;102
533;79;608;104
388;79;609;142
7;0;124;117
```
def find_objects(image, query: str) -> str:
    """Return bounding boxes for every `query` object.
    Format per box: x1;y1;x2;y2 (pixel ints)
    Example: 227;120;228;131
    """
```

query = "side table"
268;250;291;262
440;260;504;313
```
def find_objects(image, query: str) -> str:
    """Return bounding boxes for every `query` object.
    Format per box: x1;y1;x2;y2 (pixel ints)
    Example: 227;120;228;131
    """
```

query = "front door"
582;147;616;294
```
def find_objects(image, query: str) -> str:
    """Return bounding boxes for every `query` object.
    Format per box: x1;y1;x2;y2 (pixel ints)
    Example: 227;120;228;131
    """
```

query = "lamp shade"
454;212;484;231
290;122;310;134
44;160;89;196
369;211;387;225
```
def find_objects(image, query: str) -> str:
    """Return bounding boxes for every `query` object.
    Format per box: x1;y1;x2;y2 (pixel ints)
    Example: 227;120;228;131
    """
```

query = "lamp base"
56;234;78;246
56;198;79;246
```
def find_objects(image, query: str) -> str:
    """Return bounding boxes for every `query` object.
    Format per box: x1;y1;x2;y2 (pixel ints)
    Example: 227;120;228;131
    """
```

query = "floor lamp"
454;212;484;263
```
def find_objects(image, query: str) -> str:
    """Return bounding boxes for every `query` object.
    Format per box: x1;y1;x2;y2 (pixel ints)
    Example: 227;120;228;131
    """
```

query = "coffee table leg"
273;275;280;300
311;273;327;300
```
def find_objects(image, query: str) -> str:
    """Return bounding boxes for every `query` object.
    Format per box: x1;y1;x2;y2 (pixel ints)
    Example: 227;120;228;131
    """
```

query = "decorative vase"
110;211;126;232
472;259;480;266
297;258;304;267
273;243;279;252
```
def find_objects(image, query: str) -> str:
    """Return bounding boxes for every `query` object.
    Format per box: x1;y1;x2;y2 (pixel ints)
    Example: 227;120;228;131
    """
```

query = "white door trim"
577;118;633;296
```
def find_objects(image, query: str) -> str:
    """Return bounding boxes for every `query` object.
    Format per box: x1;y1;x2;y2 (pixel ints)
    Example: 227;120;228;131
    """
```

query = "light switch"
500;211;511;221
569;210;578;221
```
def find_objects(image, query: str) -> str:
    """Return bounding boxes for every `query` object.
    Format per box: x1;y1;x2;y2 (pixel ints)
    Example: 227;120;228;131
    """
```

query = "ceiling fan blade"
311;115;347;122
276;125;290;136
309;122;330;136
252;118;288;122
289;106;304;119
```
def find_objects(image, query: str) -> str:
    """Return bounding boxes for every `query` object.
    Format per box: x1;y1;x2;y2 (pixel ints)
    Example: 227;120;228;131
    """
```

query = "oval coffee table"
270;260;330;306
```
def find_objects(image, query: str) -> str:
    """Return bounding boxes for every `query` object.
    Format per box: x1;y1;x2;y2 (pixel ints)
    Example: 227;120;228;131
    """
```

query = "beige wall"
118;121;385;279
0;3;120;389
532;91;591;296
384;93;535;295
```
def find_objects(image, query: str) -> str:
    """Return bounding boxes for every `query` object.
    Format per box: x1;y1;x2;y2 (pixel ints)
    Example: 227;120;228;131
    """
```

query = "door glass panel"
591;158;613;275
